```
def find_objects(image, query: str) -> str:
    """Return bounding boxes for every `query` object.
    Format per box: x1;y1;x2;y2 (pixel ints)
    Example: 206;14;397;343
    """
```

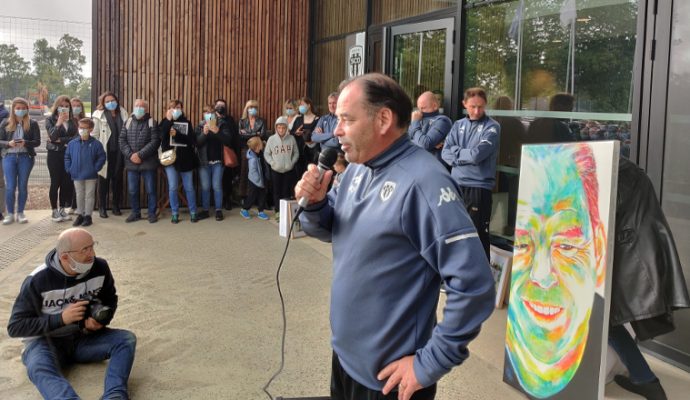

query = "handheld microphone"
297;147;338;208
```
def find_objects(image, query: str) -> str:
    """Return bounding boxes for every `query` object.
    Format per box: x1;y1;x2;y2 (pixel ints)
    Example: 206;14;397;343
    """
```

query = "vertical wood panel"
95;0;309;127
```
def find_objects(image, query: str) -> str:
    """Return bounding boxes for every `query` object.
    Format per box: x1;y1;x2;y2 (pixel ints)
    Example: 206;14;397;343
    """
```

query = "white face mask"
68;254;94;275
79;128;90;138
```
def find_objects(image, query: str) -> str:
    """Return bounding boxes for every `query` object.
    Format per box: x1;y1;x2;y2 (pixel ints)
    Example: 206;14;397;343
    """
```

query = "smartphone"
14;138;25;143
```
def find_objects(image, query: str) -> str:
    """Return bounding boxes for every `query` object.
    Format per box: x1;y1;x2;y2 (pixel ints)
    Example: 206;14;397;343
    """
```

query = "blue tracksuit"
441;115;500;190
407;111;452;164
300;135;495;390
311;113;340;149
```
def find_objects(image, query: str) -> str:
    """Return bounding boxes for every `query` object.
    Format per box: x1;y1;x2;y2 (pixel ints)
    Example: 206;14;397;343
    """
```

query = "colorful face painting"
504;142;615;399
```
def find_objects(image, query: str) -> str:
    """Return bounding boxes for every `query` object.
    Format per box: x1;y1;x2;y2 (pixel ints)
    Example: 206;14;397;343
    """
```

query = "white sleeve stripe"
444;232;479;244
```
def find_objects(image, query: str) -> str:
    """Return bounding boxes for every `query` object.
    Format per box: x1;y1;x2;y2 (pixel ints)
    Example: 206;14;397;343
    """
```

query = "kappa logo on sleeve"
349;174;363;193
380;181;397;202
437;187;459;207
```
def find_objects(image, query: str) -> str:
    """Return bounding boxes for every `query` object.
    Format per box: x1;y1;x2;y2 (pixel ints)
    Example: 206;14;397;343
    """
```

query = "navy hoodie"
7;249;118;342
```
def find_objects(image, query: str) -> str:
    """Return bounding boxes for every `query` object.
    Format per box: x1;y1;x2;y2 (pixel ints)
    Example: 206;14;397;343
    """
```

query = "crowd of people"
0;92;345;226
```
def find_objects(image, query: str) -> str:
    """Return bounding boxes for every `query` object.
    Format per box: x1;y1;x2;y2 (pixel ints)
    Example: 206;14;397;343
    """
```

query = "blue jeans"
22;329;136;400
3;153;34;214
127;169;157;215
164;166;197;214
198;163;223;211
608;324;657;384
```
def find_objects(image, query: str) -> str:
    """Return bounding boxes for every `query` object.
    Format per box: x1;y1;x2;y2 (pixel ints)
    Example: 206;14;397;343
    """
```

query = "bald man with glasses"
7;228;136;400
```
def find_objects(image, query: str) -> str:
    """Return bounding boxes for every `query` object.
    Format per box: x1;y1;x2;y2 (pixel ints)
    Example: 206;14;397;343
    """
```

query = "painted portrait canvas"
503;141;619;399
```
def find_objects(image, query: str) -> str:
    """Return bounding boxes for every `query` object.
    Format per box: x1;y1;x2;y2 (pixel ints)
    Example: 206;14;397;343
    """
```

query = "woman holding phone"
45;95;78;222
0;97;41;224
238;100;266;201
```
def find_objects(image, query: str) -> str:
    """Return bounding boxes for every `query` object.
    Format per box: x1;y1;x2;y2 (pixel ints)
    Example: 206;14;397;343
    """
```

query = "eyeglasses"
67;241;98;255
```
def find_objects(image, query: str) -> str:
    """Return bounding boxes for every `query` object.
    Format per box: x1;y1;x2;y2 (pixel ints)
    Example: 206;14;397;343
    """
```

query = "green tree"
32;34;87;97
0;44;31;99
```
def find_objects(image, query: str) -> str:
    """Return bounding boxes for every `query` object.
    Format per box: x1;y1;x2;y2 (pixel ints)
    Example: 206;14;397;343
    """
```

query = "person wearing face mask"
46;95;78;223
283;98;305;176
92;91;128;218
0;97;41;225
160;99;198;223
408;91;452;165
7;228;137;400
295;96;321;167
0;95;8;222
196;104;233;221
65;119;106;227
238;100;266;201
65;97;88;215
119;98;161;223
214;98;240;211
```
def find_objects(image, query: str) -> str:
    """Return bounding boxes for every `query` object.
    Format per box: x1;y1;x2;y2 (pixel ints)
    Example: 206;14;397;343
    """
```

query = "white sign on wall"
346;32;366;78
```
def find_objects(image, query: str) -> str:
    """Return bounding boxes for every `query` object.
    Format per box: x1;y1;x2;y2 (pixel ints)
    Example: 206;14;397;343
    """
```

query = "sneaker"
67;208;76;215
274;211;280;221
614;375;667;400
81;215;93;227
240;209;251;219
99;208;109;218
59;208;72;221
197;210;210;220
112;207;122;216
51;209;64;222
16;212;28;224
73;215;85;226
215;210;224;221
2;214;14;225
125;213;141;223
190;213;198;223
148;214;158;223
171;214;179;224
257;211;269;221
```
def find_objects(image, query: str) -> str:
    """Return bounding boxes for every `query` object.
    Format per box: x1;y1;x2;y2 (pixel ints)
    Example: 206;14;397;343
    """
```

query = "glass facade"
463;0;638;237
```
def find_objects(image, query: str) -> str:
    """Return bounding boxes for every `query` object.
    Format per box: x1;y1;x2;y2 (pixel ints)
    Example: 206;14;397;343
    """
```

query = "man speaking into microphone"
295;73;495;400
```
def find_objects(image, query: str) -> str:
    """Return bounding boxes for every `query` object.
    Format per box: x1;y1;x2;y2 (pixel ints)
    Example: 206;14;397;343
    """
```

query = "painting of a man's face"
506;143;606;398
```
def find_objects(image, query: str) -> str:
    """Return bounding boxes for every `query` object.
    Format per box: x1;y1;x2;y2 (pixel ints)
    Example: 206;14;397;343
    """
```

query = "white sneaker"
16;212;28;224
67;208;76;215
2;214;14;225
51;209;64;222
59;208;72;221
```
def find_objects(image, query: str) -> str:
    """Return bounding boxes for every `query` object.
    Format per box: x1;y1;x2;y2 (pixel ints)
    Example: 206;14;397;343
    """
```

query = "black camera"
83;294;113;325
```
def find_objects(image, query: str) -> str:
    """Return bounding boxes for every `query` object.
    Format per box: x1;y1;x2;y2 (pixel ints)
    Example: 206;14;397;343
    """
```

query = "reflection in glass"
392;29;446;103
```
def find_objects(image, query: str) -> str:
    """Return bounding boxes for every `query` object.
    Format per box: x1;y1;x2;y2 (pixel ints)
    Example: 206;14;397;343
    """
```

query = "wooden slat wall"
311;38;347;113
371;0;454;25
93;0;310;128
313;0;366;40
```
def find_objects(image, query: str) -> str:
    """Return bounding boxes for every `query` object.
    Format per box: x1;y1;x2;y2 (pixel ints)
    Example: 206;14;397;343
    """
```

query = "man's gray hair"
134;98;149;109
328;91;339;99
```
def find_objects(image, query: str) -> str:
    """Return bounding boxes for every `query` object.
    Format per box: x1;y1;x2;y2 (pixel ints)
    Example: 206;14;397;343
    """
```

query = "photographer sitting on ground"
7;228;136;400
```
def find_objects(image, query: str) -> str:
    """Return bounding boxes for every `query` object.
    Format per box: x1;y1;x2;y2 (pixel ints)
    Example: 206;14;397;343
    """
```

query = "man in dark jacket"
608;157;690;400
119;98;161;223
7;228;136;400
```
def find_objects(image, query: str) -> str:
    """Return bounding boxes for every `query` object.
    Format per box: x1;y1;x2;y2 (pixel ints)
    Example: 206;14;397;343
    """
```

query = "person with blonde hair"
45;95;78;222
238;100;266;200
0;97;41;224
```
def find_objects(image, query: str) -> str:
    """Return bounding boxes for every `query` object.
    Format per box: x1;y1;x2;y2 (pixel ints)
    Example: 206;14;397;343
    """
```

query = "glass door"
388;18;454;111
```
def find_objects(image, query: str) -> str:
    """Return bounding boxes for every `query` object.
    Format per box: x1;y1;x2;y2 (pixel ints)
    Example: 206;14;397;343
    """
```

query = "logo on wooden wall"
349;45;364;78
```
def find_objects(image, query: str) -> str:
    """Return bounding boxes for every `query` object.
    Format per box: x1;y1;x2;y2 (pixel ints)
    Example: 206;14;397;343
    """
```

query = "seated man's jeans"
22;328;137;400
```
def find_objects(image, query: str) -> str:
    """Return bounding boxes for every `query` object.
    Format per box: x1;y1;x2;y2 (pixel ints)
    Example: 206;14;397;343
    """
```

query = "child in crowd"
264;116;299;221
64;118;106;226
332;153;348;189
240;136;269;220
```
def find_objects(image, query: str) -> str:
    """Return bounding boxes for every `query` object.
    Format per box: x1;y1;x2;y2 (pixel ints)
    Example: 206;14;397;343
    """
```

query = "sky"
3;0;91;22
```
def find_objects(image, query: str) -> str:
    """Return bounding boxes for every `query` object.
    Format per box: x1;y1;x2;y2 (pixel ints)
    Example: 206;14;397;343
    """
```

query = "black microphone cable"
262;207;305;400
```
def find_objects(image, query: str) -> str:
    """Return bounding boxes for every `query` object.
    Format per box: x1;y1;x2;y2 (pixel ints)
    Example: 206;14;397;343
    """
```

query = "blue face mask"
172;109;183;120
133;107;146;119
298;105;308;115
14;109;28;118
73;106;82;115
248;107;257;117
285;108;295;116
105;101;118;111
204;113;216;122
